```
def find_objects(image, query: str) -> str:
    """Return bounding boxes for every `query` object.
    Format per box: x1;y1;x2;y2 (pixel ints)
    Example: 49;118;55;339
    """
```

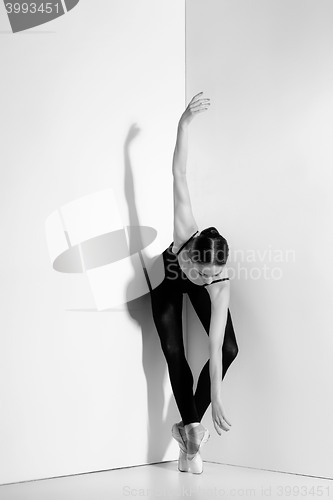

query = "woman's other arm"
207;282;233;435
172;92;210;246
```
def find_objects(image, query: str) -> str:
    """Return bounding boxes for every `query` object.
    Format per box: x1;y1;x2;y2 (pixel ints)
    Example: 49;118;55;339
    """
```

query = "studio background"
1;0;333;485
186;0;333;478
0;0;185;484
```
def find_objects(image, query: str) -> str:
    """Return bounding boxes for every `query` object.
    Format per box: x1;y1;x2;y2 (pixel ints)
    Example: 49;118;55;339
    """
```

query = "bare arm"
172;93;210;248
172;122;189;177
207;282;233;435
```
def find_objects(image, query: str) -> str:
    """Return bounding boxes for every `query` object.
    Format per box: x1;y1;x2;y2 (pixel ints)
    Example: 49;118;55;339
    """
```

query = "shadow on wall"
45;123;175;464
123;123;176;463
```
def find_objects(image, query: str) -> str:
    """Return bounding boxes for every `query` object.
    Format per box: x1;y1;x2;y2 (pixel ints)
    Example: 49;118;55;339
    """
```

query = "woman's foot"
177;448;189;472
172;421;210;474
171;421;189;472
184;422;210;473
187;450;204;474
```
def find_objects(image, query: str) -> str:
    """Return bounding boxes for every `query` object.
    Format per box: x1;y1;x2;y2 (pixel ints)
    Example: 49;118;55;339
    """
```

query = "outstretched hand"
211;398;232;435
179;92;210;127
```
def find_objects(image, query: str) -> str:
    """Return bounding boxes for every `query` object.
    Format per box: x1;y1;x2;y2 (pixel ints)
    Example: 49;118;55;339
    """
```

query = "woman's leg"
150;279;200;425
186;287;239;422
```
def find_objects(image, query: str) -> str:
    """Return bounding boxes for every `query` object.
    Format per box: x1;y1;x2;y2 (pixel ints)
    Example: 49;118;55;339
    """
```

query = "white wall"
0;0;185;484
186;0;333;477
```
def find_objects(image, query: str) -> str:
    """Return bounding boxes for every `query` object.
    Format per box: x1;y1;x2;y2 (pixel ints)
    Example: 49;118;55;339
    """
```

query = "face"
187;239;225;283
192;262;225;284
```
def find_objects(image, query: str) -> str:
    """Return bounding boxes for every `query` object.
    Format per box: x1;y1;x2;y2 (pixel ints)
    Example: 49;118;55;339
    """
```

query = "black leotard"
150;231;238;425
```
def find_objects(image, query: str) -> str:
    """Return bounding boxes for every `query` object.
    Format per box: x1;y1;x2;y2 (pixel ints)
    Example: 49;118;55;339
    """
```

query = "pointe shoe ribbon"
172;421;210;474
184;423;210;460
171;422;187;452
171;422;189;472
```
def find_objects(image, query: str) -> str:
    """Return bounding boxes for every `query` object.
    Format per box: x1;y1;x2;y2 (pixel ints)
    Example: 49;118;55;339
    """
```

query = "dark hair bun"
191;226;229;265
201;226;219;236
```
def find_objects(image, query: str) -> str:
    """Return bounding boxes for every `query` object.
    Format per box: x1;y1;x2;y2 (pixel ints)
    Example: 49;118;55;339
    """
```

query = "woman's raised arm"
172;92;210;247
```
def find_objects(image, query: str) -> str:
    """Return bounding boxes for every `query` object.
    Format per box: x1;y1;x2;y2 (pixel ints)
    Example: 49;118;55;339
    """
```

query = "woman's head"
188;227;229;282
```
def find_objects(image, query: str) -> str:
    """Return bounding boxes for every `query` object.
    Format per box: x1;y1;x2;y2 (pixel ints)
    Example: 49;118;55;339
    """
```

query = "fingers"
190;99;210;114
213;421;222;436
220;419;231;431
189;91;204;103
214;420;229;434
223;415;232;427
191;99;210;108
189;92;211;105
192;106;209;114
180;93;211;124
213;416;231;434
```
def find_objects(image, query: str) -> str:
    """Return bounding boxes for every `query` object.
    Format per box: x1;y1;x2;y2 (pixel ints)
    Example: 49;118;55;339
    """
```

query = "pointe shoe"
184;422;210;474
171;421;189;472
187;450;204;474
177;448;189;472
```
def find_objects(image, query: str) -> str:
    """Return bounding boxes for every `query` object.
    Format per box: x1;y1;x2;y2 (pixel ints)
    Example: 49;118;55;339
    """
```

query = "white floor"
0;461;332;500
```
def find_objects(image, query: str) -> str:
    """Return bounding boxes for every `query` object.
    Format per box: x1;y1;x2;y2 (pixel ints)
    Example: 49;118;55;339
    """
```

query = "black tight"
150;244;239;425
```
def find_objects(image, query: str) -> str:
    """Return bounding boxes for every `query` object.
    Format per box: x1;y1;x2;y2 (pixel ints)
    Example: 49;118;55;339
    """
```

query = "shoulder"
206;272;230;303
172;226;199;254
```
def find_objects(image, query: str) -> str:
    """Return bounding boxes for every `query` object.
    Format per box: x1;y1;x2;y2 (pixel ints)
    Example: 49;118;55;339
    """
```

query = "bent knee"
223;343;239;360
